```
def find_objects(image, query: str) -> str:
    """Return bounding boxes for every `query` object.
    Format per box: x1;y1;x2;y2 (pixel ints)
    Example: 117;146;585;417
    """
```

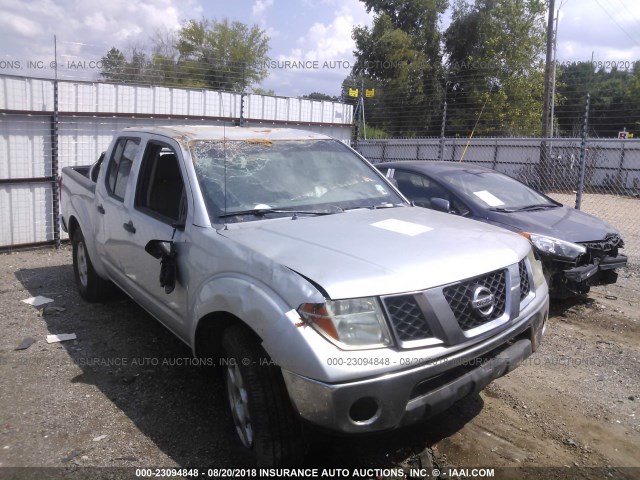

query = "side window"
106;138;140;201
395;171;449;202
135;142;187;224
395;170;471;215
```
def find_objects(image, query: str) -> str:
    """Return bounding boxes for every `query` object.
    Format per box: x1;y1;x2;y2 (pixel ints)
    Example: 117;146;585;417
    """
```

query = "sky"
1;0;640;97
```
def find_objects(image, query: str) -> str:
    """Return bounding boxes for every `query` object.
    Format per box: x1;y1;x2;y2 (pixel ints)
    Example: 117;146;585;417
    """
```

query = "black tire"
221;324;305;467
72;228;111;302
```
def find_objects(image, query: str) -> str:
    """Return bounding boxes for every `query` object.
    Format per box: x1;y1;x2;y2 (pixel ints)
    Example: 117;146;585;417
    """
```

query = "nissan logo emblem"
470;285;495;317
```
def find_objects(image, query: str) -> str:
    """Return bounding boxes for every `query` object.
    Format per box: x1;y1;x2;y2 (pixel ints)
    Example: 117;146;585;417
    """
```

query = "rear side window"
106;138;140;201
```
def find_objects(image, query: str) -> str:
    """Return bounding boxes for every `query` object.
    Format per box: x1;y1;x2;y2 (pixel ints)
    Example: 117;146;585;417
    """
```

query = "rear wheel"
72;228;110;302
221;324;305;466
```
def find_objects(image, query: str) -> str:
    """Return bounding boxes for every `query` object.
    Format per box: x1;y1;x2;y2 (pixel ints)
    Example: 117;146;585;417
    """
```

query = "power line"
615;0;640;33
594;0;640;49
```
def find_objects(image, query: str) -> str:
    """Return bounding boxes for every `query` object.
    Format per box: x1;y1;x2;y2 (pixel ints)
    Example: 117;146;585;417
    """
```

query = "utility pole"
549;8;559;143
361;78;366;140
575;93;591;210
538;0;555;190
541;0;555;140
353;84;362;148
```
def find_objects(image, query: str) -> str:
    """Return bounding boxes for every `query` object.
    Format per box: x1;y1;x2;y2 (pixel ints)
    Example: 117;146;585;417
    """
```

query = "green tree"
175;19;269;90
350;0;448;137
100;18;270;91
302;92;341;102
443;0;547;136
252;87;276;95
555;61;640;138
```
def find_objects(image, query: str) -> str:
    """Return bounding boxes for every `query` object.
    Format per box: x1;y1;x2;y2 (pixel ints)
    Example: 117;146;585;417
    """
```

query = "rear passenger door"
119;140;190;335
95;136;141;287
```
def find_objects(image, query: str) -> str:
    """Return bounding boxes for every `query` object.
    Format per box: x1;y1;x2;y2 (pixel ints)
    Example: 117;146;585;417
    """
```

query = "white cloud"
0;11;41;37
0;0;202;77
279;0;372;63
252;0;273;17
556;0;640;62
261;0;373;95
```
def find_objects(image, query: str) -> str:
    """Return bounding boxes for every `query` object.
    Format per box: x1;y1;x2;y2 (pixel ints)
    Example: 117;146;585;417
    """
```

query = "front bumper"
563;254;627;285
282;293;548;434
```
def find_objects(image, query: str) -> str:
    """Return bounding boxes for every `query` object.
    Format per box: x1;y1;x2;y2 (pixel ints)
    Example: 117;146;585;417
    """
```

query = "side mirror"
412;199;431;208
145;240;177;294
145;239;173;259
431;197;451;213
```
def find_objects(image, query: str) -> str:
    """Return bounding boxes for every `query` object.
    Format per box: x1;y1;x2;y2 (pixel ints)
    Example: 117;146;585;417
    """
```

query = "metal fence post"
575;93;591;210
439;101;447;161
52;38;60;249
617;141;626;190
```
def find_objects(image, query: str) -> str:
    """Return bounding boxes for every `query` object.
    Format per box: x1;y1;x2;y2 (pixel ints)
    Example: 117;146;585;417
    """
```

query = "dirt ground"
0;246;638;479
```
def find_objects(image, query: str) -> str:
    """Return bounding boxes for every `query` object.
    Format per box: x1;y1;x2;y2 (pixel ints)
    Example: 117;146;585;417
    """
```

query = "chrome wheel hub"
225;363;253;448
77;240;88;288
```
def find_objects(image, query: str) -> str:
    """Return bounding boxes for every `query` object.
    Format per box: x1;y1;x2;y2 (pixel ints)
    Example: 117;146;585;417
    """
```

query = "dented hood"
220;207;530;299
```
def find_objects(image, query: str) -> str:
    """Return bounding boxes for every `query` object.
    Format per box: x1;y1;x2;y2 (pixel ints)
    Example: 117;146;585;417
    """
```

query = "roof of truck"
121;125;332;142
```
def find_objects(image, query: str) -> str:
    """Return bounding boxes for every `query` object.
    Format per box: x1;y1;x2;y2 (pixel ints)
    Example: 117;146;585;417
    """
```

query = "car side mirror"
431;197;451;213
412;199;431;208
145;240;177;294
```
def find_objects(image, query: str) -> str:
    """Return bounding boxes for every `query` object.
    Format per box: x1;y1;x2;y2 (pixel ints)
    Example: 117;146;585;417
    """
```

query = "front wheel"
221;324;305;466
72;228;110;302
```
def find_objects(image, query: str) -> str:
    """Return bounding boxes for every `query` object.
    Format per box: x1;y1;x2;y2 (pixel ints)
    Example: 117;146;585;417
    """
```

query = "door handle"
123;221;136;234
97;204;105;214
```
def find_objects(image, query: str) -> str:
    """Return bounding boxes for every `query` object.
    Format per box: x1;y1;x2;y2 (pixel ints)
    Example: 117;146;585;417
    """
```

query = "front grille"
443;269;507;331
383;295;433;341
519;260;530;301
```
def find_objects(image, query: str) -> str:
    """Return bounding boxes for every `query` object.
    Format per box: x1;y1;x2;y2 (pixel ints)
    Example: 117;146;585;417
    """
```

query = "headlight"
298;297;392;350
520;232;586;259
527;248;546;289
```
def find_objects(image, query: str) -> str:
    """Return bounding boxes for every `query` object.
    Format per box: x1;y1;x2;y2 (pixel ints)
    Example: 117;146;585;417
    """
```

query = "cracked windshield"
190;139;404;222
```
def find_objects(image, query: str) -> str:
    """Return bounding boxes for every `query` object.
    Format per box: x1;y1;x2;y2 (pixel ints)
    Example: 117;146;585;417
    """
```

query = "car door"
117;139;190;337
94;136;141;289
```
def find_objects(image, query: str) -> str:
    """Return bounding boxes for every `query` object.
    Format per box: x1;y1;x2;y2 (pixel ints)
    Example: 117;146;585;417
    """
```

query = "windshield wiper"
219;207;340;219
489;204;558;213
344;203;405;211
512;204;559;212
488;207;517;213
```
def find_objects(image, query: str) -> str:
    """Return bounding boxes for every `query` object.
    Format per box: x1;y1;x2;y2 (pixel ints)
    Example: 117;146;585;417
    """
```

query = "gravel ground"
0;246;638;479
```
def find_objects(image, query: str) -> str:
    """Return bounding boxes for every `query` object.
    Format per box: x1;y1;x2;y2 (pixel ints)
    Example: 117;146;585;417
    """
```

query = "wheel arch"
67;215;80;240
194;311;261;361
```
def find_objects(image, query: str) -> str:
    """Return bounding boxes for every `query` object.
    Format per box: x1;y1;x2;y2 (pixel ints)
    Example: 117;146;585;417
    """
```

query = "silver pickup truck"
60;126;549;466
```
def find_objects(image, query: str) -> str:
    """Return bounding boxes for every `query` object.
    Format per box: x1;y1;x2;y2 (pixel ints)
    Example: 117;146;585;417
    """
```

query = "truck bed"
62;165;96;194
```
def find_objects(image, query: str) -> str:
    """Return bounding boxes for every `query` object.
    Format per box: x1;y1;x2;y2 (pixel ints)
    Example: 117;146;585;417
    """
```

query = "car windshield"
190;139;404;222
441;170;557;211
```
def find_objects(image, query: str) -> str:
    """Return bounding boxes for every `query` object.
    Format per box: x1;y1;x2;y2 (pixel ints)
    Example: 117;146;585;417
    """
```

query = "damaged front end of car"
532;233;627;298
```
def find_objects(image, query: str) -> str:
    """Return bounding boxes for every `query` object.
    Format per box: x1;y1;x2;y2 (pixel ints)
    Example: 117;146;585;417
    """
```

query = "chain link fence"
356;137;640;264
0;74;353;249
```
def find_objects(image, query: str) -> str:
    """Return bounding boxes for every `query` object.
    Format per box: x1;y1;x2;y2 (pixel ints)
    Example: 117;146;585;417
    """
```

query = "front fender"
190;272;331;377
